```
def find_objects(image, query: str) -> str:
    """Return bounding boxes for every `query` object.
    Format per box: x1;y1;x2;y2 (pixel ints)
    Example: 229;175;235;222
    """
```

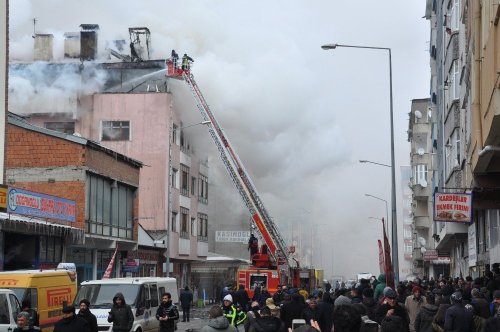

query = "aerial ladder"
166;58;292;277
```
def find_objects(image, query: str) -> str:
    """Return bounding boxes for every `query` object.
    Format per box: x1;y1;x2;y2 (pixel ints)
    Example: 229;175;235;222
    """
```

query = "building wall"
0;0;6;184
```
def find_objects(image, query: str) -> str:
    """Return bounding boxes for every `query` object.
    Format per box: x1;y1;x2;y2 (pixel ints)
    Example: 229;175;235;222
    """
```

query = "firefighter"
248;234;258;258
182;53;194;71
222;295;246;328
171;50;179;68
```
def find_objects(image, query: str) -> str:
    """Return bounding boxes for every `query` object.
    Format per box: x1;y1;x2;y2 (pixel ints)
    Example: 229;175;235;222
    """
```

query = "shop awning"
0;212;85;243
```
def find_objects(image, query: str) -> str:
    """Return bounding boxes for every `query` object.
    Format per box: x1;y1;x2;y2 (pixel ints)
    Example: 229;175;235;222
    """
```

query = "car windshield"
74;284;140;309
10;288;26;302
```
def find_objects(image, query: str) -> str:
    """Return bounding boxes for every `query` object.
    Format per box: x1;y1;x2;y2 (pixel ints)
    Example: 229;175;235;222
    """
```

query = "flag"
382;218;395;289
103;245;118;279
378;240;385;274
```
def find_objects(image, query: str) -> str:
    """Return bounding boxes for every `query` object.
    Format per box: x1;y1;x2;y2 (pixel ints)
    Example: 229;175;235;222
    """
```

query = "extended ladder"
180;70;290;266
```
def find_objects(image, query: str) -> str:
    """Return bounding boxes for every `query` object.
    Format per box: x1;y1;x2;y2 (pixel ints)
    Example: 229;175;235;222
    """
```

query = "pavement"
177;306;211;332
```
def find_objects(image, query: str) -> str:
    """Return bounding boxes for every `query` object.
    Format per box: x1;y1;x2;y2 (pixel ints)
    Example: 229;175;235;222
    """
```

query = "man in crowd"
77;299;98;332
54;305;90;332
156;292;179;332
13;312;40;332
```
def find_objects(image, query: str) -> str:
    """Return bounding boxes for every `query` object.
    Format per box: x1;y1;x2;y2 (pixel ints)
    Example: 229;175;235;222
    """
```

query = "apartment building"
8;25;210;286
425;0;500;277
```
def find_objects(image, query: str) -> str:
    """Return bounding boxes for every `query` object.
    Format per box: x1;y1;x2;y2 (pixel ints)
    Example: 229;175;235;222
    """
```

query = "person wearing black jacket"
280;293;305;329
156;292;180;332
414;293;438;332
374;289;410;332
443;292;473;332
77;299;98;332
54;305;90;332
235;285;250;311
179;286;193;322
248;306;286;332
107;293;134;332
13;312;40;332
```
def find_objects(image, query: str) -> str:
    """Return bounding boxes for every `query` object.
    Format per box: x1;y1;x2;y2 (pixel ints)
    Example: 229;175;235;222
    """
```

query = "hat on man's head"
334;295;352;307
62;305;75;313
493;290;500;300
385;289;397;299
223;294;233;303
79;299;90;307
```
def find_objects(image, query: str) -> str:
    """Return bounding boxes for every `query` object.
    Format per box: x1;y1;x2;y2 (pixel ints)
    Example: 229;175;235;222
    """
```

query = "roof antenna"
32;18;37;38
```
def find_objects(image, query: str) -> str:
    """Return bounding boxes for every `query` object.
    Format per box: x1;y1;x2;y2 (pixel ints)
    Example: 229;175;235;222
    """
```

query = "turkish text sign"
434;192;472;223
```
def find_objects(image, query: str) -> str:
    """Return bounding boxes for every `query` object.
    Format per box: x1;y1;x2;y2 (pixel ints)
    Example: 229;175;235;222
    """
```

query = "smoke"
8;0;429;279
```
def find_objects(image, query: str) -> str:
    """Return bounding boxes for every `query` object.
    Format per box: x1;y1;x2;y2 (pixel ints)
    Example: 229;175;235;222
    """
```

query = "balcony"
414;216;431;229
412;182;432;200
435;222;468;251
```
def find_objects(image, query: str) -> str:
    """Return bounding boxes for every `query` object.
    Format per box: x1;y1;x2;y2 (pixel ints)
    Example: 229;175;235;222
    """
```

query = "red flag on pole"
382;219;395;289
378;240;385;274
103;245;119;279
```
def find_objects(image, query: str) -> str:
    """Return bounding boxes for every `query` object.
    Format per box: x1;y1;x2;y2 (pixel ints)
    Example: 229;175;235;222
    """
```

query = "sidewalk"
177;306;211;332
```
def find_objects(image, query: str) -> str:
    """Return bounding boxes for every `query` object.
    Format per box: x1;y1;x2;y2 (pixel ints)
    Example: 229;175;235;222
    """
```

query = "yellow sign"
0;185;7;212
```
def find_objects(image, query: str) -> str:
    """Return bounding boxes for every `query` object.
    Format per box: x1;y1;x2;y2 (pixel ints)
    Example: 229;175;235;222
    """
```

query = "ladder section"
182;72;290;265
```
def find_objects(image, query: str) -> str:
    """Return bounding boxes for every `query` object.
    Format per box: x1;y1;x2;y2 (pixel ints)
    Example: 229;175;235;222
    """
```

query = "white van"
0;289;21;332
74;277;178;332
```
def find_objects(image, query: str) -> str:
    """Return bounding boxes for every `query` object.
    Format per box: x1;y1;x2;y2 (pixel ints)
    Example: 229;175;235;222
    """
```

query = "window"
198;213;208;241
199;174;208;204
171;212;177;232
102;121;130;141
413;164;428;186
450;61;460;100
40;236;62;264
150;284;159;307
172;124;178;144
450;0;460;31
171;168;178;188
180;207;189;238
191;217;196;236
45;122;75;134
403;226;412;239
180;164;190;197
85;173;135;239
404;243;413;254
191;176;196;196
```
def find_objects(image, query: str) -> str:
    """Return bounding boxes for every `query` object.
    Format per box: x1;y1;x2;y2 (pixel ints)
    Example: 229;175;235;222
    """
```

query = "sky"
8;0;430;280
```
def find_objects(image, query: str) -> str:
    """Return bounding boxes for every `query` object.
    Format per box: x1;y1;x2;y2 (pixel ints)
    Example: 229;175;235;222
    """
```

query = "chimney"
64;32;80;59
79;24;100;61
34;34;54;61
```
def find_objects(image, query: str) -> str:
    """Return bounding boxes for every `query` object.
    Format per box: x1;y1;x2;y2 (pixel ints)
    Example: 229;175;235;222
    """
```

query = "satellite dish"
417;148;425;156
418;236;427;247
419;180;428;188
420;247;427;254
428;110;432;119
415;110;422;119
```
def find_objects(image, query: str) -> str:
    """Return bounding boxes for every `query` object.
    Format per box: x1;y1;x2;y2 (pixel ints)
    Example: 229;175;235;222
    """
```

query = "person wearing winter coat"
107;292;134;332
374;289;410;332
202;306;237;332
373;273;386;303
443;292;474;332
77;299;98;332
405;286;426;332
222;294;247;328
235;285;250;311
13;312;40;332
155;292;180;332
179;286;193;322
414;293;438;332
54;305;90;332
301;299;320;325
361;288;377;321
470;288;490;319
280;293;305;329
248;306;286;332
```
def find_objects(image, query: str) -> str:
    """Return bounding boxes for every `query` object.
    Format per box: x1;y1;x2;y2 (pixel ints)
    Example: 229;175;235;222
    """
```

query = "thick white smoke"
8;0;429;279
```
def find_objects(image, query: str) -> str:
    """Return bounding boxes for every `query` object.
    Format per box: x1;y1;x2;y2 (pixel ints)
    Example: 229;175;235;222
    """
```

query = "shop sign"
468;223;477;267
423;250;439;261
122;259;140;273
8;187;76;222
215;230;250;243
434;192;472;223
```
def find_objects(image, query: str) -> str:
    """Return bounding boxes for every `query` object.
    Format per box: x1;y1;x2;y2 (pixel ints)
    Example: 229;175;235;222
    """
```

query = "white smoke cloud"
8;0;429;279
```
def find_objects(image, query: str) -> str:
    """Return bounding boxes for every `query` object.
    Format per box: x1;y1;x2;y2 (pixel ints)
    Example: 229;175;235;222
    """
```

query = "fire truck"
166;57;317;297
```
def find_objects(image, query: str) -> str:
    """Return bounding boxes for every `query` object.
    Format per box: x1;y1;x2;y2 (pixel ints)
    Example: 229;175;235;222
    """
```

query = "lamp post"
322;43;399;283
365;194;389;235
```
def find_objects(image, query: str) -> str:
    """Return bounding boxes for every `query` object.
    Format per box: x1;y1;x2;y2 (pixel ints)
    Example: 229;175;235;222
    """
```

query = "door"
0;293;16;332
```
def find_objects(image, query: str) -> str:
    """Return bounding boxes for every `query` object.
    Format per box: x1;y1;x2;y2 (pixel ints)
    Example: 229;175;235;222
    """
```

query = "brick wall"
6;124;85;168
85;148;140;186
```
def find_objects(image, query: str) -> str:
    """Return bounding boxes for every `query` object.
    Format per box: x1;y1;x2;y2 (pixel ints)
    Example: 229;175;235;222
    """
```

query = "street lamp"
323;42;399;283
365;194;389;235
359;160;391;168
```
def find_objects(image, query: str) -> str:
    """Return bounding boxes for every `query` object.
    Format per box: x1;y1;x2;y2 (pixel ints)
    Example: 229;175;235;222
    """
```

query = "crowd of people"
206;270;500;332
